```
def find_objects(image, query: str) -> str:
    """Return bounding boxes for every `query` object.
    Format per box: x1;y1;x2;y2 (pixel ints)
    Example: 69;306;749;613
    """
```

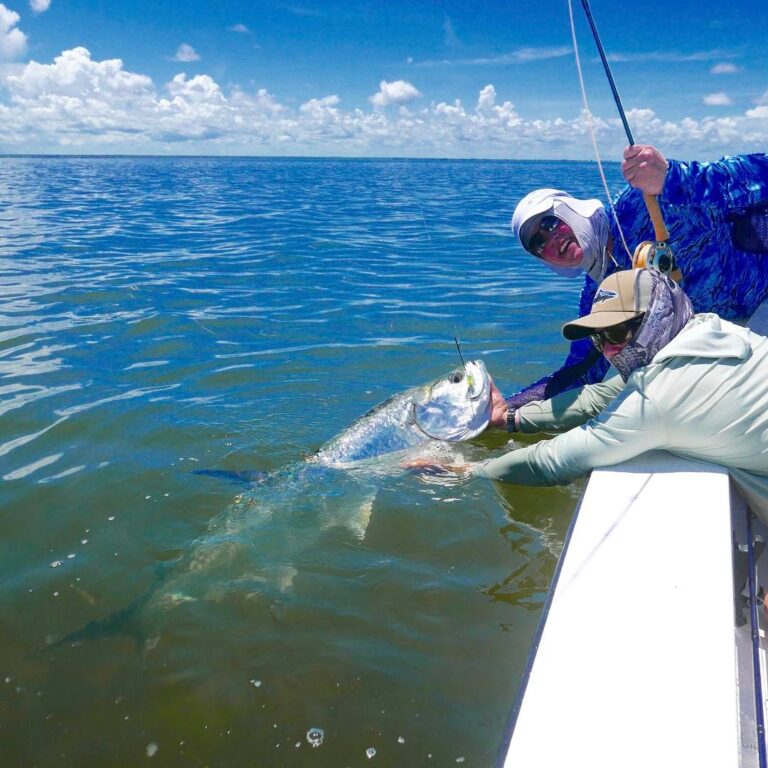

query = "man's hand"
488;378;509;430
622;145;669;196
403;458;471;476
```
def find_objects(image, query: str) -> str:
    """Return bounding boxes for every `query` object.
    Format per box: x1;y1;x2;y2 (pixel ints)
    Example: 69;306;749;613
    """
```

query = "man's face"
529;215;584;269
600;337;631;359
590;315;644;359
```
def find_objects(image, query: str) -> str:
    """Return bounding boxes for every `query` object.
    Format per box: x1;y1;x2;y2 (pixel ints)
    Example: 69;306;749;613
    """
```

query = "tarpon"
315;359;492;465
51;360;492;647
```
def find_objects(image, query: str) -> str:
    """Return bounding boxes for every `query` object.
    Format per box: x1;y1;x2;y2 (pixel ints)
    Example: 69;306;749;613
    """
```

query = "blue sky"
0;0;766;158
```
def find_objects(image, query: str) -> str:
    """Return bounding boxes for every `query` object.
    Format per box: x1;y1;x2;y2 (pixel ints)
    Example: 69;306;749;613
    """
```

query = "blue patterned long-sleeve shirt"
507;153;768;411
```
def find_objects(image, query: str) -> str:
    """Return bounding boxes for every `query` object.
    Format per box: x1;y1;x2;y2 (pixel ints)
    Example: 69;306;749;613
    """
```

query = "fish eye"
449;370;464;384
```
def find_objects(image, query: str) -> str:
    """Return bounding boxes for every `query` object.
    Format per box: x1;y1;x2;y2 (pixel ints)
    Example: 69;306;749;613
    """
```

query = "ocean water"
0;156;623;767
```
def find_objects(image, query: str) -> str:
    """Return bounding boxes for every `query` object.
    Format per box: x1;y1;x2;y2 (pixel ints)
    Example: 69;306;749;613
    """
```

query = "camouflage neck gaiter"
611;270;694;382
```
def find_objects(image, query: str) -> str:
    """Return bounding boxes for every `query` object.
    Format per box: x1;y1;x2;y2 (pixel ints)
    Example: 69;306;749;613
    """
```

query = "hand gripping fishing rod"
579;0;682;281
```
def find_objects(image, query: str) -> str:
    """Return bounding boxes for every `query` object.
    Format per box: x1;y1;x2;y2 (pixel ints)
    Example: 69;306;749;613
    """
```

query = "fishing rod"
579;0;635;146
578;0;680;280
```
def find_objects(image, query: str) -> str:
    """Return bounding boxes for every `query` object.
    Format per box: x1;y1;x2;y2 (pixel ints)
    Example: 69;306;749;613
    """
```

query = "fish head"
413;359;492;441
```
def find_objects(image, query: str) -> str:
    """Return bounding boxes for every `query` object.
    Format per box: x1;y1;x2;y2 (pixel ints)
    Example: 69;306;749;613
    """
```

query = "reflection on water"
0;156;622;766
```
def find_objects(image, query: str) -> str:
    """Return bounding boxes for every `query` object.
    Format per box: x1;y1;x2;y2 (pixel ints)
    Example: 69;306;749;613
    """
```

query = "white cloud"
228;23;249;33
443;17;459;48
416;46;571;67
512;47;573;62
300;94;340;113
6;47;153;101
298;95;353;137
231;86;284;115
710;62;739;74
173;44;200;63
369;80;421;108
30;0;50;11
746;105;768;119
284;5;323;17
477;84;495;112
0;47;767;158
606;49;733;63
0;4;27;60
167;73;224;103
475;84;520;126
703;92;732;106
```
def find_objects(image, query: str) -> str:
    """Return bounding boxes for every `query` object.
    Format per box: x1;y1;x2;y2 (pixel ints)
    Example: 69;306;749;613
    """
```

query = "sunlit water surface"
0;156;623;767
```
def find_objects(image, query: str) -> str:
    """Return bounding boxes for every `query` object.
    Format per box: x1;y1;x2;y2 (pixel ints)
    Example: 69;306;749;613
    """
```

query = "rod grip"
643;193;669;242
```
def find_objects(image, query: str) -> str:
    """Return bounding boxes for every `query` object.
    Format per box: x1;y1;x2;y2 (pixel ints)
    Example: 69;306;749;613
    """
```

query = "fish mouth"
466;359;490;400
413;359;492;441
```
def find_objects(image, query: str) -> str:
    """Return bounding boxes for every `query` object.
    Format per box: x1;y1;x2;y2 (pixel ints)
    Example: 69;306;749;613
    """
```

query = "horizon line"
0;152;612;164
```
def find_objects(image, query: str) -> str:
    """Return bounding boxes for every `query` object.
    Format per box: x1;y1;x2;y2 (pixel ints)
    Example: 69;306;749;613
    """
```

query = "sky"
0;0;766;159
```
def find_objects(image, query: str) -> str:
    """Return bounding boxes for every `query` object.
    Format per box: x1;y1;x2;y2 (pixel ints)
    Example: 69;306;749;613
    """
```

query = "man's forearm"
516;373;625;434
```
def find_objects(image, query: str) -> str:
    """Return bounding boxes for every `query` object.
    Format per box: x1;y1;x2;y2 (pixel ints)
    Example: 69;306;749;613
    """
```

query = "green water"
0;156;609;766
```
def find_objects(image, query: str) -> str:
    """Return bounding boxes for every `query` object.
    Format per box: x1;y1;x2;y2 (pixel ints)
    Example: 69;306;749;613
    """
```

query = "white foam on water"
306;727;324;748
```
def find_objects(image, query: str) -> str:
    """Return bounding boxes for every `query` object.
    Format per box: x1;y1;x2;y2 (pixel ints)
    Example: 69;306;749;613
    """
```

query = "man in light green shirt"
429;269;768;524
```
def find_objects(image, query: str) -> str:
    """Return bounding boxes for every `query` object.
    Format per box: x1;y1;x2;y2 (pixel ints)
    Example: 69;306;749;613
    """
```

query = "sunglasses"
589;315;645;349
528;215;563;256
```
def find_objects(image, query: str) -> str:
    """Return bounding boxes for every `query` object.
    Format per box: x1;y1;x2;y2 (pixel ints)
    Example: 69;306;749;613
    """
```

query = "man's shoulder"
611;186;652;238
612;183;642;207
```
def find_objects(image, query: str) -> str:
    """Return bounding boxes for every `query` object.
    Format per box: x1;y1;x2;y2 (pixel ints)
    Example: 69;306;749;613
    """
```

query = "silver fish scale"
315;388;427;466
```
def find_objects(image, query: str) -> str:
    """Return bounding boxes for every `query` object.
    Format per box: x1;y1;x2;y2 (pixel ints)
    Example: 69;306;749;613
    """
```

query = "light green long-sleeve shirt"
475;315;768;524
515;373;625;434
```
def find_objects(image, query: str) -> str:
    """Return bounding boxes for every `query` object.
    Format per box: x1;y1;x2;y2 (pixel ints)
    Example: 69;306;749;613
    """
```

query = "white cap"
511;188;610;282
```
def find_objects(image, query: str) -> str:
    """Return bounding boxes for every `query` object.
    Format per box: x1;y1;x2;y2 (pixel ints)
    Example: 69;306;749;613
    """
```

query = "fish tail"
45;563;173;653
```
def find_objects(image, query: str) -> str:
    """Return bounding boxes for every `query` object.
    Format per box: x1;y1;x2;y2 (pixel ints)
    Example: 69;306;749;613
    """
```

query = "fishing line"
453;333;468;372
453;329;476;420
572;0;679;278
416;198;432;242
190;315;217;337
566;0;630;264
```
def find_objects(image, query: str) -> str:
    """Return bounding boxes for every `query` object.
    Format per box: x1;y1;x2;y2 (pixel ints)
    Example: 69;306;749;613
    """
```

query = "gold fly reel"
632;240;683;283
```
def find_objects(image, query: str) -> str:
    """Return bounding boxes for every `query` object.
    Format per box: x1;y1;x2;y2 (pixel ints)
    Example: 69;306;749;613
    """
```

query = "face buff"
610;270;694;382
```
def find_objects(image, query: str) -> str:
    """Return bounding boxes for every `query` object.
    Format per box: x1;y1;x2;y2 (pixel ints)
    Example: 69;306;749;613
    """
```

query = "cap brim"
519;213;545;253
562;310;643;341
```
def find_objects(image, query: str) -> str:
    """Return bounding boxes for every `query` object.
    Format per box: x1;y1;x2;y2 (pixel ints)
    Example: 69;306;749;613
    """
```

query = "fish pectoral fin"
270;565;298;593
343;493;376;541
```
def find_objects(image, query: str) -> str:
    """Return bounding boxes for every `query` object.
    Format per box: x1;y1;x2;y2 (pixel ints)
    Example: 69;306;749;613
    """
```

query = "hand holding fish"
622;144;669;196
488;378;510;430
404;458;473;476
